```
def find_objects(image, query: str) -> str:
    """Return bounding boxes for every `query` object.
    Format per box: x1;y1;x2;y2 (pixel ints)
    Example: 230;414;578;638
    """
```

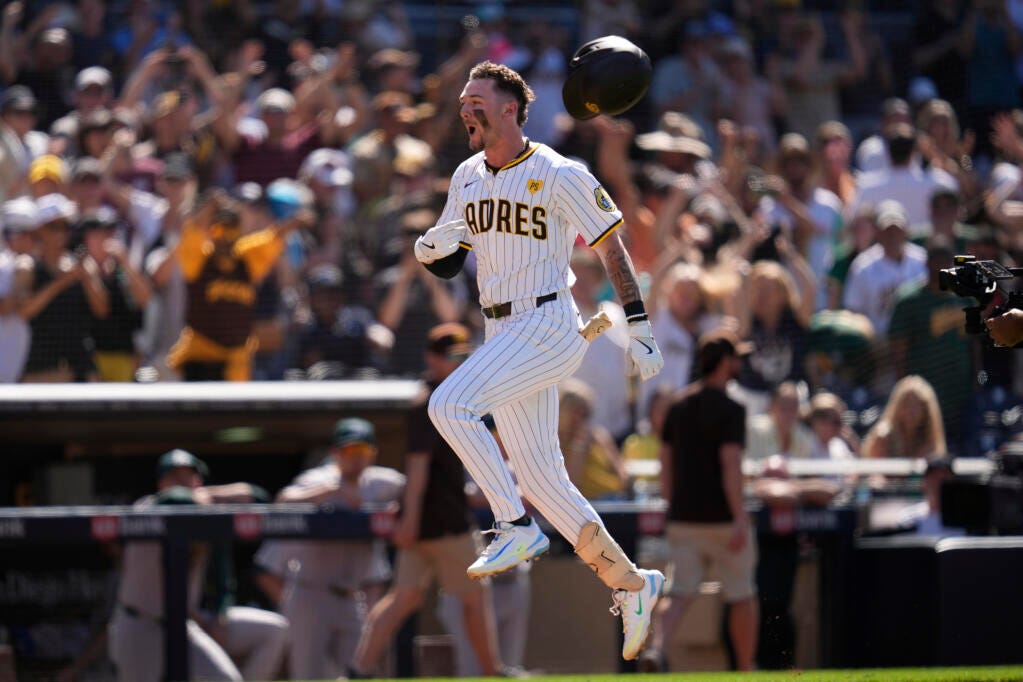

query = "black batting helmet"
562;35;652;121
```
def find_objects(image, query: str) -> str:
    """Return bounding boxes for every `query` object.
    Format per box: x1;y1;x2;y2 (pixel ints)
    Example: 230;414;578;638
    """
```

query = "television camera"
939;255;1023;345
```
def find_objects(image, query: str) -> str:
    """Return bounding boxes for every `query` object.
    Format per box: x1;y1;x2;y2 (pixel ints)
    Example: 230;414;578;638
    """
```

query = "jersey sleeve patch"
594;185;617;213
589;217;623;247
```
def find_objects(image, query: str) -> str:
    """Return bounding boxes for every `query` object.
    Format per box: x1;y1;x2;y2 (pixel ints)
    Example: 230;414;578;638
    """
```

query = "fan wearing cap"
166;189;312;381
296;148;353;266
349;91;434;205
0;197;39;381
842;199;927;336
214;86;328;187
27;154;68;198
15;193;110;382
76;209;152;381
297;263;392;378
47;66;115;155
351;324;503;678
299;149;354;209
109;449;289;682
0;85;47;202
120;45;226;185
276;417;406;680
647;327;758;672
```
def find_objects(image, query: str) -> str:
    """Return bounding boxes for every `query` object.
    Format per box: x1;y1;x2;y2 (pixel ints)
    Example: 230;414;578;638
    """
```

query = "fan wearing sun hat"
19;193;110;382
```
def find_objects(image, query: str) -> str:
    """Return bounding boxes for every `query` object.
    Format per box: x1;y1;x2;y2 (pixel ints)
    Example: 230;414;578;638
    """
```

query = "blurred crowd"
9;2;1023;676
1;0;1023;460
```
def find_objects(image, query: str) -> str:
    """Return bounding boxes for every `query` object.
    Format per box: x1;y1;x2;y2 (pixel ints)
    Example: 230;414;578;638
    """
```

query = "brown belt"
327;585;356;598
482;292;558;319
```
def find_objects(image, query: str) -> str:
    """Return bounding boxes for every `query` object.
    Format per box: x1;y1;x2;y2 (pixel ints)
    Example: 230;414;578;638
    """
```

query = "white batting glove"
413;219;469;264
627;319;664;381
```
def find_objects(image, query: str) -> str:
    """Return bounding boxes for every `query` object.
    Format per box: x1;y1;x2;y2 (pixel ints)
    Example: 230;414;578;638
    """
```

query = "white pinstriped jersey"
437;142;624;307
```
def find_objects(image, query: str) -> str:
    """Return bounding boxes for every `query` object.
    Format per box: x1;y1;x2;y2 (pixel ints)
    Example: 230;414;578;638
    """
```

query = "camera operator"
986;307;1023;347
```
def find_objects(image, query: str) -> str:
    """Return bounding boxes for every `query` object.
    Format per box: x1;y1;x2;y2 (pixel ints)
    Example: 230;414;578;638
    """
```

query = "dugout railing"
0;500;861;681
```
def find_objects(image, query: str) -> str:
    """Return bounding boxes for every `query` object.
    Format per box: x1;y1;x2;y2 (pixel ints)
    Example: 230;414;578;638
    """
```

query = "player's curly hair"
468;61;535;127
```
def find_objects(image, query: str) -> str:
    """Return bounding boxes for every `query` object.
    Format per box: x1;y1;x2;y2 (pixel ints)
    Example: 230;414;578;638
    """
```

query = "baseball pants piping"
428;294;602;545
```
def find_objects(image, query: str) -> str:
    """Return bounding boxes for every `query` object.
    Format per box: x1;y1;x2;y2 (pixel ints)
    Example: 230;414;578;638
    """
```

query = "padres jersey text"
437;142;624;307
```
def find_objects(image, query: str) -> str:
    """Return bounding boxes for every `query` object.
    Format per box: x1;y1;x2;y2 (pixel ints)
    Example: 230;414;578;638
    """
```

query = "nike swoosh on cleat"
422;241;435;249
634;594;643;616
526;535;547;553
637;340;654;355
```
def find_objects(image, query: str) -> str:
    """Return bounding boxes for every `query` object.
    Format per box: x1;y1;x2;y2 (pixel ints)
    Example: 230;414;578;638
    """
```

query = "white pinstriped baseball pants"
428;292;602;545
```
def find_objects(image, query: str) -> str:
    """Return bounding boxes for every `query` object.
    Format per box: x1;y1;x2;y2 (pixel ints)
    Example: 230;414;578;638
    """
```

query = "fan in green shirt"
888;239;973;447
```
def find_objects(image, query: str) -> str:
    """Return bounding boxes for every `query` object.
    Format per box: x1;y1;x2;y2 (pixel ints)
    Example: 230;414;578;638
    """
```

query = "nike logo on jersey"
637;339;654;355
464;178;480;188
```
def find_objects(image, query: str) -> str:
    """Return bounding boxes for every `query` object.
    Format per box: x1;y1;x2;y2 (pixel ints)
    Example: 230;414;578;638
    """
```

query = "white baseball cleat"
467;517;550;579
610;568;665;661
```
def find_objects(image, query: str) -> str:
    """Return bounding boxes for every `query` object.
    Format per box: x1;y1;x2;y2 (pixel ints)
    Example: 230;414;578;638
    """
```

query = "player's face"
458;79;509;152
335;442;376;479
160;467;202;489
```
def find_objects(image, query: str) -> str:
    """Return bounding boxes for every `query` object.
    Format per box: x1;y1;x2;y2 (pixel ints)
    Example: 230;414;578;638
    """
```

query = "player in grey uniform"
250;540;292;609
107;450;289;682
276;418;405;680
412;61;666;661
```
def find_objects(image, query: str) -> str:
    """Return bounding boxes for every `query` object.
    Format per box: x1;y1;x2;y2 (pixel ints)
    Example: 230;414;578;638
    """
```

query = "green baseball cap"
333;418;376;447
156;449;210;481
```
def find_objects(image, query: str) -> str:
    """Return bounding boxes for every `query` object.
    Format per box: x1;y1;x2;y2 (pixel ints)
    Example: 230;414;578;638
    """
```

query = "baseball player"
413;61;666;661
275;418;405;680
107;450;289;682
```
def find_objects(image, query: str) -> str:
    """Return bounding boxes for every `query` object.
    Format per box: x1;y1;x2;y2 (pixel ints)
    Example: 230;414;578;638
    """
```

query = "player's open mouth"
467;124;478;136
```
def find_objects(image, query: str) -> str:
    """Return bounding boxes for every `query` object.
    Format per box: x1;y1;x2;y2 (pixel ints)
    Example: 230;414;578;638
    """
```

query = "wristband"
623;300;648;324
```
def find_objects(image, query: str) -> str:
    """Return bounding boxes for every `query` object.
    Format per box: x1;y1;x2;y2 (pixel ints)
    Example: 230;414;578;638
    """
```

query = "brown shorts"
394;531;481;596
664;521;757;602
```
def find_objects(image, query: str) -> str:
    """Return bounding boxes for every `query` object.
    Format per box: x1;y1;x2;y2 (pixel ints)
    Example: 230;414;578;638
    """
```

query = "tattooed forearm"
595;232;643;305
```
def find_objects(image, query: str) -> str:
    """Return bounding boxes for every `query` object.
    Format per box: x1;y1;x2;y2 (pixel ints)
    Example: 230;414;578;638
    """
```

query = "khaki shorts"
665;521;757;602
394;531;481;596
